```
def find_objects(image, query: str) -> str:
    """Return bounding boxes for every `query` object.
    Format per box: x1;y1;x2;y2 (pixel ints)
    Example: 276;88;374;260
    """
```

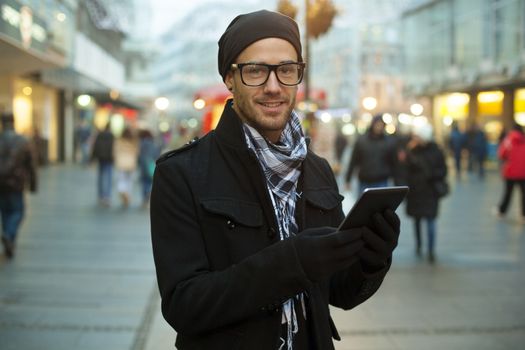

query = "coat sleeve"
329;263;388;310
150;160;312;336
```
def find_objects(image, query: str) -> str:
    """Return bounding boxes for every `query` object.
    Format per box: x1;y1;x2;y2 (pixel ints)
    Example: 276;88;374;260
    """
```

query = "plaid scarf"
243;110;307;350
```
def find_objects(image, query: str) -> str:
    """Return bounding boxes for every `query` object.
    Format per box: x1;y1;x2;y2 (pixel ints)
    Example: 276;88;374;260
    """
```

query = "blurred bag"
433;179;449;198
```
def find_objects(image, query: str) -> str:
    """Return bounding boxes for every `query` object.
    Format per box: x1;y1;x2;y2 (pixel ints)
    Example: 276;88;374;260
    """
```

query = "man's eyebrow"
239;60;298;65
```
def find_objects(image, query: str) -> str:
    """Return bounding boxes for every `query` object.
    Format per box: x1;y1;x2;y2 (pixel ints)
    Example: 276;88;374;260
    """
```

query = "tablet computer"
337;186;409;231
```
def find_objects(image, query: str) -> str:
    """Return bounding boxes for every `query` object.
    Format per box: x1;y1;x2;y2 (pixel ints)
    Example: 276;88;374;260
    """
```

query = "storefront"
432;87;525;160
0;0;70;163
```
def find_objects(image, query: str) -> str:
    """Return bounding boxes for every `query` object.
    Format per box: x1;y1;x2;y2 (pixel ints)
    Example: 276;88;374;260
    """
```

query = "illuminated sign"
1;1;47;49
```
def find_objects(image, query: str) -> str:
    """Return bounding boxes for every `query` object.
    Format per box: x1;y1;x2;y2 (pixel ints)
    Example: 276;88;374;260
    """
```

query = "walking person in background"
0;112;37;259
448;122;465;178
465;123;488;178
138;128;160;208
333;128;348;176
494;122;525;223
91;123;114;207
114;127;138;209
344;115;397;194
150;10;401;349
400;123;448;263
75;119;92;165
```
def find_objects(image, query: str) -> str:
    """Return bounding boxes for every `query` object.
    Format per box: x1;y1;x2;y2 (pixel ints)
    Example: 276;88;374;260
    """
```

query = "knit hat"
217;10;303;81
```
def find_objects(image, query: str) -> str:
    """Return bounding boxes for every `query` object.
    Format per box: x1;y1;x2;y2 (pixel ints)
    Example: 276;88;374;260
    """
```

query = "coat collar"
214;99;250;151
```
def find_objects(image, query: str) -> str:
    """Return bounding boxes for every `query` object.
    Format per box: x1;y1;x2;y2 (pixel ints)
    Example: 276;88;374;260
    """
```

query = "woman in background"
400;123;448;263
495;122;525;223
114;127;138;208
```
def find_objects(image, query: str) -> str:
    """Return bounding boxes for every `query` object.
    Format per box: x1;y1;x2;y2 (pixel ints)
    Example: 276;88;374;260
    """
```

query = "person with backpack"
0;112;37;258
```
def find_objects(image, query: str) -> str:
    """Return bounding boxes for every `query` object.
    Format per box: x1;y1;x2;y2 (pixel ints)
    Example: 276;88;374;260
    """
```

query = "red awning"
296;85;327;105
194;84;232;104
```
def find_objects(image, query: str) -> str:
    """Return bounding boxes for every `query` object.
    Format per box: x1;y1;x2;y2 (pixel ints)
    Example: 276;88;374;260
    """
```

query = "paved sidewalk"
1;164;524;349
0;164;157;350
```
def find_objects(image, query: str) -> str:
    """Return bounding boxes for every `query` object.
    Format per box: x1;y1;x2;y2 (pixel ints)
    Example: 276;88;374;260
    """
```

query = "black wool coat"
404;141;448;219
150;101;389;350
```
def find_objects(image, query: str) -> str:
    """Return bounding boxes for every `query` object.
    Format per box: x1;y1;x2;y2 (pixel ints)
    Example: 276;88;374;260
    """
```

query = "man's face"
225;38;299;143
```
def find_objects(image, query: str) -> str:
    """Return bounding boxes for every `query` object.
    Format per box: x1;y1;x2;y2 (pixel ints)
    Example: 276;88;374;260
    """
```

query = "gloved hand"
293;226;364;282
359;209;400;270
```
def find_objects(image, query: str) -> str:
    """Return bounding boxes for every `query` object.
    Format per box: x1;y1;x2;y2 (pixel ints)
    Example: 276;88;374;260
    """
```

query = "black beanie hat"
218;10;303;82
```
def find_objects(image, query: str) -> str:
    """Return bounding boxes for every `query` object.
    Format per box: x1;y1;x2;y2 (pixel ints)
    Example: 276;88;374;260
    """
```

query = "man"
91;123;114;207
0;112;37;258
465;123;488;178
75;118;92;165
345;115;397;194
151;10;400;349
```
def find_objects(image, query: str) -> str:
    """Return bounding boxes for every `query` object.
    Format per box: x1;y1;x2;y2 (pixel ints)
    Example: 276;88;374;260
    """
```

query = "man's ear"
225;71;234;92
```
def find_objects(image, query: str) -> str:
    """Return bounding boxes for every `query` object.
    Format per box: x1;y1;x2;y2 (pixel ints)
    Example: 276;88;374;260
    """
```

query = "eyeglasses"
231;62;306;87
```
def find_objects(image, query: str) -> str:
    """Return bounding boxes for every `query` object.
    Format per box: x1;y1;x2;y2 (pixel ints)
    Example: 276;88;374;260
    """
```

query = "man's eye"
279;65;295;75
245;66;265;75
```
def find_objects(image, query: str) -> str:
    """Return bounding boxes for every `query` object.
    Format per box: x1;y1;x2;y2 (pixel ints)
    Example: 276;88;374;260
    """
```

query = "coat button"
267;227;277;239
227;220;235;229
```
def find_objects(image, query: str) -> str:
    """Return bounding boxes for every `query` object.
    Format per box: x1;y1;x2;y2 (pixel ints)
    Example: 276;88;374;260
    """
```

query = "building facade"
402;0;525;147
0;0;147;163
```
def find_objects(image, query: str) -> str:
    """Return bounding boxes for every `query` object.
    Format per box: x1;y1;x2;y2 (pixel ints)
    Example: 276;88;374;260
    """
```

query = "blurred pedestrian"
114;127;138;209
168;124;191;151
401;123;448;262
91;123;114;207
150;10;401;350
75;119;92;165
32;127;49;166
0;112;37;258
138;128;160;208
494;122;525;223
465;123;488;178
392;130;411;186
333;128;348;175
448;122;465;178
344;115;397;194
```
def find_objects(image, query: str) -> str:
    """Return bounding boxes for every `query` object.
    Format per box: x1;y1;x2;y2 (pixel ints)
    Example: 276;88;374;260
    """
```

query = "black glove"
293;226;364;282
359;209;401;270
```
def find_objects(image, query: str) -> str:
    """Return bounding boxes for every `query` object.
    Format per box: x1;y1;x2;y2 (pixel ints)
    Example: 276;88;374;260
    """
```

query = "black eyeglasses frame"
230;62;306;87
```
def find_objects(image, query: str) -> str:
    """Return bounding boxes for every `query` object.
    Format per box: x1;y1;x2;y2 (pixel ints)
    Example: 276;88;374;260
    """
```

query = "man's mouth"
259;101;283;108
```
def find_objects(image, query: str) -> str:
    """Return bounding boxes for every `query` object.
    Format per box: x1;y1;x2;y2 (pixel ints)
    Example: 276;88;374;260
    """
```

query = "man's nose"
263;71;282;93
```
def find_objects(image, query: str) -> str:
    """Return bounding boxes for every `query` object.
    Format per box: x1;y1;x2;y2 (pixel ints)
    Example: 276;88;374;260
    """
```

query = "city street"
0;163;524;350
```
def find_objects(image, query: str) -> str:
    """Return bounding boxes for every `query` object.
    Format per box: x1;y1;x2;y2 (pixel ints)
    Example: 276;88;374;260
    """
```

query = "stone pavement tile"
76;331;135;350
497;333;525;348
143;293;176;350
334;333;400;350
0;329;82;350
391;333;511;350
